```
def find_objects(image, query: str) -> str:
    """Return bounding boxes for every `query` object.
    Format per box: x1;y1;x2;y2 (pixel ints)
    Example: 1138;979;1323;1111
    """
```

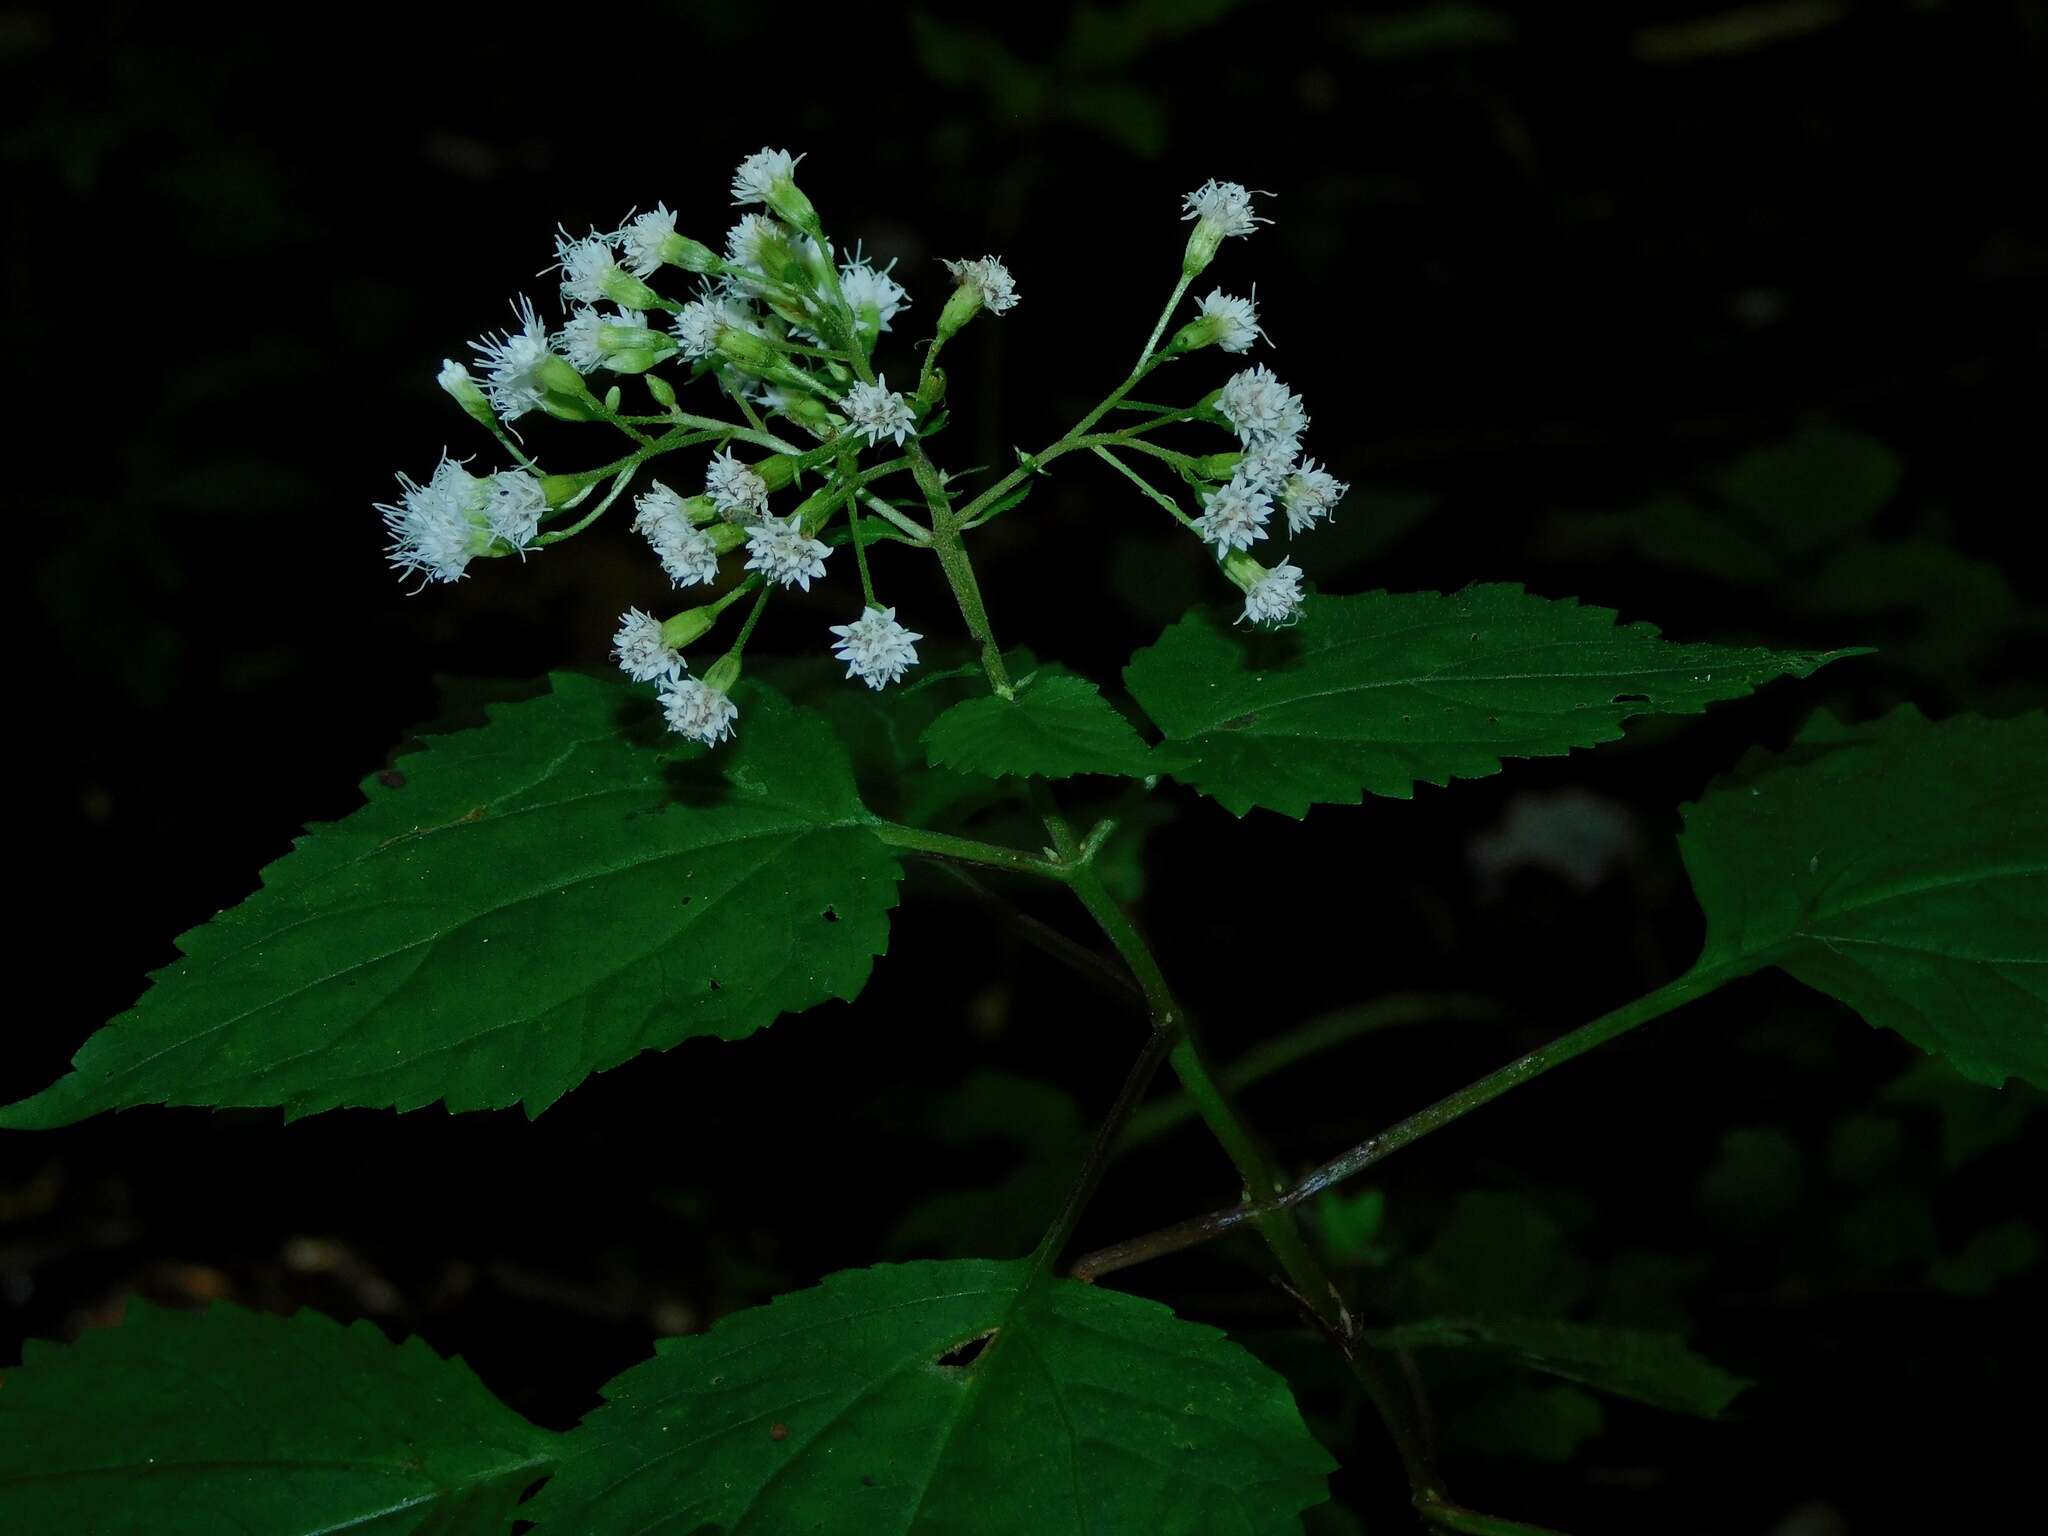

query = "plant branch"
1069;966;1734;1282
870;822;1066;880
1033;1023;1181;1272
1119;992;1510;1152
933;866;1144;1008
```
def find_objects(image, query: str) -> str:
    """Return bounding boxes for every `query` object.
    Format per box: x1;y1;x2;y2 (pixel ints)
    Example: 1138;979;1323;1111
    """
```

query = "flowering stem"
728;582;774;655
1137;272;1195;367
1067;967;1733;1282
1090;447;1200;531
869;822;1065;880
839;459;878;606
906;441;1014;696
532;466;636;545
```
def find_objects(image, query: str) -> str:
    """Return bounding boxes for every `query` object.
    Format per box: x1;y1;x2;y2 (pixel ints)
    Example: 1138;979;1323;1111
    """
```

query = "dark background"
6;2;2045;1532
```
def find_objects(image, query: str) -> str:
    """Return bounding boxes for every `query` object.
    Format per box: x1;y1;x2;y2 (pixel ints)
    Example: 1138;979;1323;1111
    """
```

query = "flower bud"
603;385;623;412
645;373;677;409
917;365;947;411
662;234;723;274
702;651;743;695
660;604;721;651
937;282;984;341
1220;549;1267;593
1192;451;1243;480
599;267;665;311
756;454;798;491
714;326;779;373
538;473;589;509
436;360;496;428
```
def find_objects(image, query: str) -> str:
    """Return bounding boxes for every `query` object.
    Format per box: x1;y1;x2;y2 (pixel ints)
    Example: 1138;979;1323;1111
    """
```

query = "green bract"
523;1260;1336;1536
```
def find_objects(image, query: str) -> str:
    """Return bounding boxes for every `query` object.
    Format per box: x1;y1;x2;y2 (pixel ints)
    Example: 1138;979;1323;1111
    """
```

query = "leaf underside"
0;676;902;1127
1679;706;2048;1087
524;1259;1335;1536
1123;584;1865;816
0;1301;555;1535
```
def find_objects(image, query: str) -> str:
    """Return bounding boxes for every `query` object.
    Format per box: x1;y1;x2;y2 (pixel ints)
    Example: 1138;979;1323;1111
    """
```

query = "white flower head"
943;254;1019;314
725;213;783;274
632;481;720;586
1182;179;1271;240
558;307;648;373
1236;435;1301;495
732;148;802;206
469;296;556;421
670;298;724;360
553;228;622;307
1281;458;1349;535
839;256;911;334
482;471;545;551
841;376;916;447
377;455;492;588
613;607;681;683
705;450;770;517
1241;561;1307;628
616;203;678;278
659;668;739;745
744;512;830;591
829;606;922;690
1217;364;1308;443
1195;288;1266;353
1194;473;1273;556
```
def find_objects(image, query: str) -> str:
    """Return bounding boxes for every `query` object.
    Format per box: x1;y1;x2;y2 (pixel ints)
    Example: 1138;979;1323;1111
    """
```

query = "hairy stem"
871;822;1066;880
1033;1023;1181;1271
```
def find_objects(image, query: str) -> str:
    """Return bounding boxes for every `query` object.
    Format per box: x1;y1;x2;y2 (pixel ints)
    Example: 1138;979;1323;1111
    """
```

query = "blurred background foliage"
4;2;2044;1531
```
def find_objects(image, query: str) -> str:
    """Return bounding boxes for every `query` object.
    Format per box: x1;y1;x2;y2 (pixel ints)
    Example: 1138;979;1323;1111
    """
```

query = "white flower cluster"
1160;185;1346;627
375;146;996;749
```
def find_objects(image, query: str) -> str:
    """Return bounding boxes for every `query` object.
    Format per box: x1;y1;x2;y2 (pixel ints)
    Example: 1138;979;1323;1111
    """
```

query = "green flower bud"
937;282;983;341
436;360;496;428
536;353;590;398
756;454;798;491
598;267;665;310
645;373;677;409
660;605;720;651
538;473;588;509
702;652;743;695
715;327;779;373
1192;451;1243;481
662;234;722;274
1220;549;1267;594
767;389;833;433
707;521;748;554
918;365;947;411
603;385;622;412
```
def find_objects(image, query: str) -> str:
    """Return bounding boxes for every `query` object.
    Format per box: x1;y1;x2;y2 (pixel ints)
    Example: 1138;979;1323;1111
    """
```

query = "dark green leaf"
525;1259;1334;1535
0;676;901;1127
0;1300;554;1533
1367;1317;1749;1417
924;664;1159;780
1124;585;1861;816
1680;707;2048;1087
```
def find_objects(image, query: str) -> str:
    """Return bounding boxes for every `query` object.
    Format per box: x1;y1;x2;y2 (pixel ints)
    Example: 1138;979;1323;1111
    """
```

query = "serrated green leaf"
0;675;902;1127
1367;1316;1749;1418
1124;585;1861;816
923;665;1159;781
0;1300;555;1533
525;1259;1333;1535
1679;707;2047;1087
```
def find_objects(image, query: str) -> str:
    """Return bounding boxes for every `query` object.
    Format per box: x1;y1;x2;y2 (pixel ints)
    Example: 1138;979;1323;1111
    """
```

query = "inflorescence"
378;151;1347;745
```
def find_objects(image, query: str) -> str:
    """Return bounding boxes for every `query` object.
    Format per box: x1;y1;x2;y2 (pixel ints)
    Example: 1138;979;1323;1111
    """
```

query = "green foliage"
1123;585;1861;816
1367;1317;1749;1418
0;675;902;1127
0;1301;554;1534
1679;707;2048;1087
523;1259;1334;1535
923;664;1159;780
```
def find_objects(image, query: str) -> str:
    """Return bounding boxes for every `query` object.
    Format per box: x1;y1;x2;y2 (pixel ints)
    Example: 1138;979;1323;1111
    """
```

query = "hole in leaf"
680;895;693;905
822;907;840;923
708;978;722;992
377;769;407;790
935;1329;997;1369
1613;693;1650;704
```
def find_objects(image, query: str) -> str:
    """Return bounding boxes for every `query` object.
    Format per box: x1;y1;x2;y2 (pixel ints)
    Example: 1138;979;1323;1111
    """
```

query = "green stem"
1091;446;1200;531
869;822;1065;880
1120;993;1509;1151
906;440;1012;695
1068;966;1736;1282
1032;1023;1181;1272
1419;1500;1577;1536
